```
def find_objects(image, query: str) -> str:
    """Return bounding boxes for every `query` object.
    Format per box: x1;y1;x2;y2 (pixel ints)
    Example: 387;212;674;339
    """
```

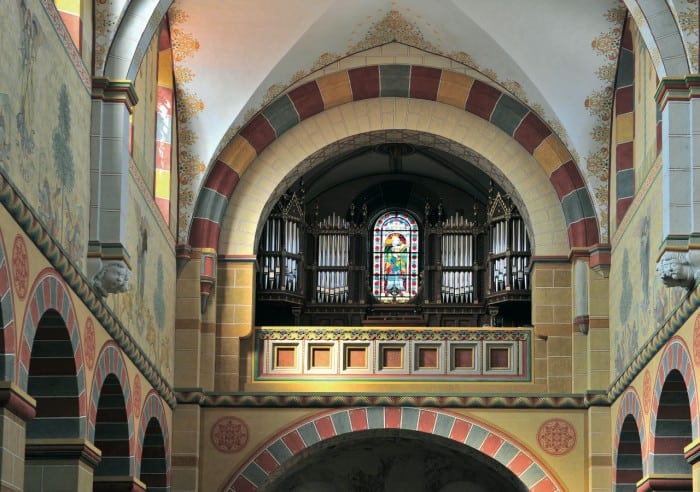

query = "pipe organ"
256;183;531;326
256;189;305;304
487;190;530;300
432;212;476;304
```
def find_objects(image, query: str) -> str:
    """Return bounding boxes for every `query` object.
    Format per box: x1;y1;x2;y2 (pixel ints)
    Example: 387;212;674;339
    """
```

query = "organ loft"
255;143;532;328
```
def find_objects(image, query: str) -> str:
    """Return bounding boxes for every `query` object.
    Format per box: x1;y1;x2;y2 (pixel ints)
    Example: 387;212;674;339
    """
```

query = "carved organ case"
487;190;530;298
256;189;305;307
256;180;532;327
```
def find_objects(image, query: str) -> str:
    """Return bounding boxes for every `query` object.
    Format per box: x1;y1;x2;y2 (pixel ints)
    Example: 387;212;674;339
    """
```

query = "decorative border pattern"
88;341;135;475
613;388;647;486
0;231;15;382
190;65;598;252
225;407;563;492
39;0;90;91
0;171;175;407
136;391;171;481
175;391;606;410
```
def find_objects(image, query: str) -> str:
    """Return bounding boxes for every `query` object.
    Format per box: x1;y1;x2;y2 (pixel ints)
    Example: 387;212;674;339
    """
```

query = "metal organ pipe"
440;227;474;304
316;214;350;303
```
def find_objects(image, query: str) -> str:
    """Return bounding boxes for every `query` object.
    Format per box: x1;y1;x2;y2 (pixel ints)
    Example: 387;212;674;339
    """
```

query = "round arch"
225;407;564;491
622;0;691;78
18;269;86;426
136;391;170;483
191;65;598;255
102;0;173;80
219;108;570;259
650;337;699;473
613;388;647;489
88;341;135;474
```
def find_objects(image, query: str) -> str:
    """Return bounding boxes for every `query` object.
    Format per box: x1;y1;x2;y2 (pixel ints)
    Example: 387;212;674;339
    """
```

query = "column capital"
25;438;102;469
635;474;692;491
655;75;700;110
92;78;139;112
0;381;36;421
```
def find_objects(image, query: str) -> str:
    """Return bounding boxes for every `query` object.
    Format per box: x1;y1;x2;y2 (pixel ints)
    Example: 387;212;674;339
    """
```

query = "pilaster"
655;76;700;285
89;77;138;295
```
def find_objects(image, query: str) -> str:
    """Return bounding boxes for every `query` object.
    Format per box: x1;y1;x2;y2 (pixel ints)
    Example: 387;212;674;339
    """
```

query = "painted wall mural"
0;0;90;273
611;176;685;379
108;178;175;381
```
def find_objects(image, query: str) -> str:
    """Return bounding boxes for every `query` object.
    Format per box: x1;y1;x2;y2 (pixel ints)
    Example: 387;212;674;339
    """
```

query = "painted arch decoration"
136;391;171;480
613;389;647;488
18;269;86;420
622;0;692;77
649;337;699;472
190;65;599;254
225;407;564;491
88;341;135;473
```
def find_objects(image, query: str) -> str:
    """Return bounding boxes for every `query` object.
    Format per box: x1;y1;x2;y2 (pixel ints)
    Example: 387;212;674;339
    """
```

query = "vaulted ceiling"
169;0;628;244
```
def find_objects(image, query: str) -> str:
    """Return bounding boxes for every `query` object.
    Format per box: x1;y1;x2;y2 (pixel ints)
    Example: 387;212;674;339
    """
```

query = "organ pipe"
315;213;350;304
438;210;476;303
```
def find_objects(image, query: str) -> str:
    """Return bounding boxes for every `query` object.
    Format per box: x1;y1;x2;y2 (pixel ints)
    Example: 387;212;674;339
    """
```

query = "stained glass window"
372;211;419;302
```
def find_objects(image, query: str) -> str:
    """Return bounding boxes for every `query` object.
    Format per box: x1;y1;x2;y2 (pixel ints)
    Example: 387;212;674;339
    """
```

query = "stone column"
0;382;36;492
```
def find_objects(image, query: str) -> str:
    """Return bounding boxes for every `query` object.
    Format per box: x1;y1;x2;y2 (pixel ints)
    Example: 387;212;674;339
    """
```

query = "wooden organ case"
255;184;532;327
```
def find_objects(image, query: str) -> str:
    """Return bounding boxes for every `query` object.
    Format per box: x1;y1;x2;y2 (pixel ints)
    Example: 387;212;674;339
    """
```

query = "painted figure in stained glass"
373;211;419;302
384;232;407;294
